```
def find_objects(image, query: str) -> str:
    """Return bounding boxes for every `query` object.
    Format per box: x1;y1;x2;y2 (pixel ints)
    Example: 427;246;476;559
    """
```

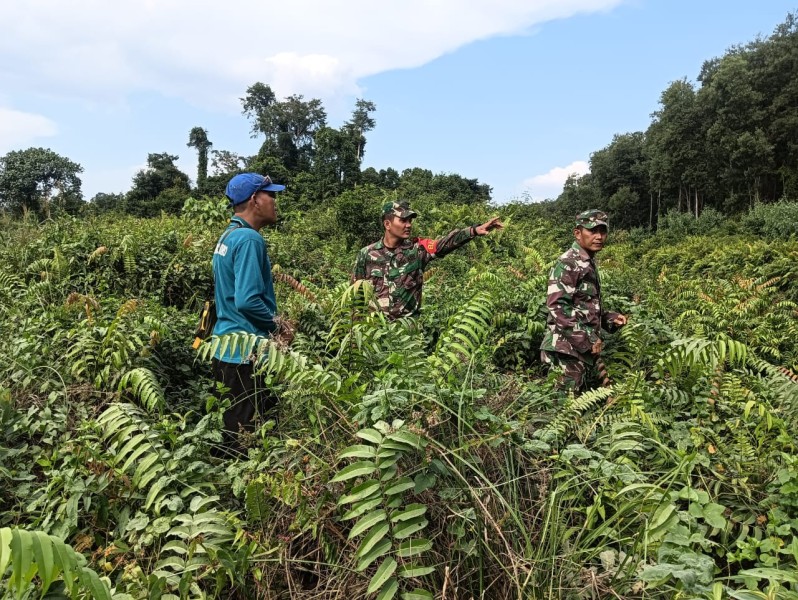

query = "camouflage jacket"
540;242;621;363
352;228;476;319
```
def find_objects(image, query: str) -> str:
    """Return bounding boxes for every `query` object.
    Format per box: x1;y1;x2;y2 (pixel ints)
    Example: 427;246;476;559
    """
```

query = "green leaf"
373;421;391;435
380;439;414;452
384;477;414;496
736;568;798;584
356;429;383;444
688;503;704;519
155;556;186;571
31;531;57;594
399;564;435;578
79;566;113;600
367;558;397;594
117;433;150;470
386;496;403;509
190;495;220;513
356;522;390;559
377;448;398;460
132;452;164;488
702;503;727;529
11;527;33;594
349;511;387;540
401;589;434;600
339;480;381;506
145;475;173;512
356;538;391;572
378;455;401;471
396;538;432;558
380;464;399;482
677;487;702;502
339;444;378;459
330;460;378;483
0;528;13;580
375;576;398;600
391;504;427;523
342;497;383;520
161;540;188;554
388;430;426;449
413;474;436;494
647;503;678;541
51;537;77;591
392;516;428;540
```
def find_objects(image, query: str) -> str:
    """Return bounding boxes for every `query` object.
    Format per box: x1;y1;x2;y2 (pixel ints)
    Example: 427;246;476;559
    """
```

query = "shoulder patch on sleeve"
418;238;438;254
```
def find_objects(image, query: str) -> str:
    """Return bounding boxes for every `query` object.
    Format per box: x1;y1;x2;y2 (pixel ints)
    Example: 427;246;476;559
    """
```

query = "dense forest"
1;12;798;600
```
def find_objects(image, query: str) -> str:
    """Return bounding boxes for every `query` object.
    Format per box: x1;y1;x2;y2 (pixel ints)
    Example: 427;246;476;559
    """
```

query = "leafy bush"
741;200;798;238
1;204;797;599
657;207;729;239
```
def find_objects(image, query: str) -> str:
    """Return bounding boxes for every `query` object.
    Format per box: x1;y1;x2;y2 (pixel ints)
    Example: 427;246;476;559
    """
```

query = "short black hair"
233;196;251;214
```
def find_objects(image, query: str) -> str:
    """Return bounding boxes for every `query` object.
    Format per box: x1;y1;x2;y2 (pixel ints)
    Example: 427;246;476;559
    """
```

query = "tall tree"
362;167;400;189
750;12;798;199
0;147;83;218
187;127;212;191
242;83;327;173
309;126;361;199
89;192;125;214
398;168;492;205
240;82;277;137
343;99;377;162
589;132;650;228
553;173;602;222
126;153;191;217
646;79;706;216
210;150;246;176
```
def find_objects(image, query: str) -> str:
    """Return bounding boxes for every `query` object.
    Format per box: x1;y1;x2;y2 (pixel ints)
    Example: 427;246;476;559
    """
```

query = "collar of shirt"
375;238;414;253
570;241;593;261
231;216;254;229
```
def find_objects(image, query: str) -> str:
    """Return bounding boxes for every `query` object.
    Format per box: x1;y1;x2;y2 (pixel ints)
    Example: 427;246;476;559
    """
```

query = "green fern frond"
97;403;173;508
116;234;137;275
430;289;496;379
535;386;614;446
656;336;748;379
0;527;112;600
197;332;264;363
119;367;165;412
521;246;546;271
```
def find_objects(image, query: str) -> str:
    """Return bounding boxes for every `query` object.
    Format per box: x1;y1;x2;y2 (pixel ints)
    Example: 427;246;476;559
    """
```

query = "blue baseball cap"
225;173;286;205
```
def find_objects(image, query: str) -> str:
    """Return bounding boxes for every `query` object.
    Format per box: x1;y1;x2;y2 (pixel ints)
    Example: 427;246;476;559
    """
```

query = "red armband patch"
419;238;438;254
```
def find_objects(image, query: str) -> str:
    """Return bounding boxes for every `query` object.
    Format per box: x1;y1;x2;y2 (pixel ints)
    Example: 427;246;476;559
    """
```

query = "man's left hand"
612;314;628;326
475;217;504;236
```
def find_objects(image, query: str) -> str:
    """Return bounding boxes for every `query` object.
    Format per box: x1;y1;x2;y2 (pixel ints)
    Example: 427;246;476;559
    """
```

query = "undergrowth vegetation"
1;200;797;599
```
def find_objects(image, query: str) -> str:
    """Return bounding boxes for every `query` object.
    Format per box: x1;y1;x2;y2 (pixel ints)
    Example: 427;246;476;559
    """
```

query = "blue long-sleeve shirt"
211;216;277;362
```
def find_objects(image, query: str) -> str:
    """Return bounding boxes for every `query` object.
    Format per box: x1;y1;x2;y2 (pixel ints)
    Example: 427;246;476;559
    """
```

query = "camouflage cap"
575;209;609;229
382;200;418;219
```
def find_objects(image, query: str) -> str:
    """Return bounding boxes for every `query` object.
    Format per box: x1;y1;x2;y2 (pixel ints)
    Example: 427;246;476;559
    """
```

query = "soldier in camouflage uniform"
352;200;503;319
540;209;627;391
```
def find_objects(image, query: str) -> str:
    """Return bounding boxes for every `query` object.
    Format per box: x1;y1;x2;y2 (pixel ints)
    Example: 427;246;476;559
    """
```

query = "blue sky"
0;0;795;204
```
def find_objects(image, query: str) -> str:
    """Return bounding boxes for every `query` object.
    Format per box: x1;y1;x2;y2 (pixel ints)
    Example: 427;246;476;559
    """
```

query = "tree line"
527;12;798;229
1;11;797;228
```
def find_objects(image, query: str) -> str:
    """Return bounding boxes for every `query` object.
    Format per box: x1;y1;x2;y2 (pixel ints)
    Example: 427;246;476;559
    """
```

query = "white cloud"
0;0;624;107
0;107;57;152
520;160;590;201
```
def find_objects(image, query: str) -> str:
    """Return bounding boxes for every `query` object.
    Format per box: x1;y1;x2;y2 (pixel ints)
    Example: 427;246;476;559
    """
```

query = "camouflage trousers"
540;350;587;392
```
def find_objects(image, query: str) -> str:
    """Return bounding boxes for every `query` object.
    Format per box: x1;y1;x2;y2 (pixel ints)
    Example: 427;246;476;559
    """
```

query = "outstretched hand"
475;217;504;236
612;314;628;327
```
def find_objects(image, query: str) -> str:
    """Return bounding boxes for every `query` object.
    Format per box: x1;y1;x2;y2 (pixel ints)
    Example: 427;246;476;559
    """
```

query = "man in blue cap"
211;173;286;455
